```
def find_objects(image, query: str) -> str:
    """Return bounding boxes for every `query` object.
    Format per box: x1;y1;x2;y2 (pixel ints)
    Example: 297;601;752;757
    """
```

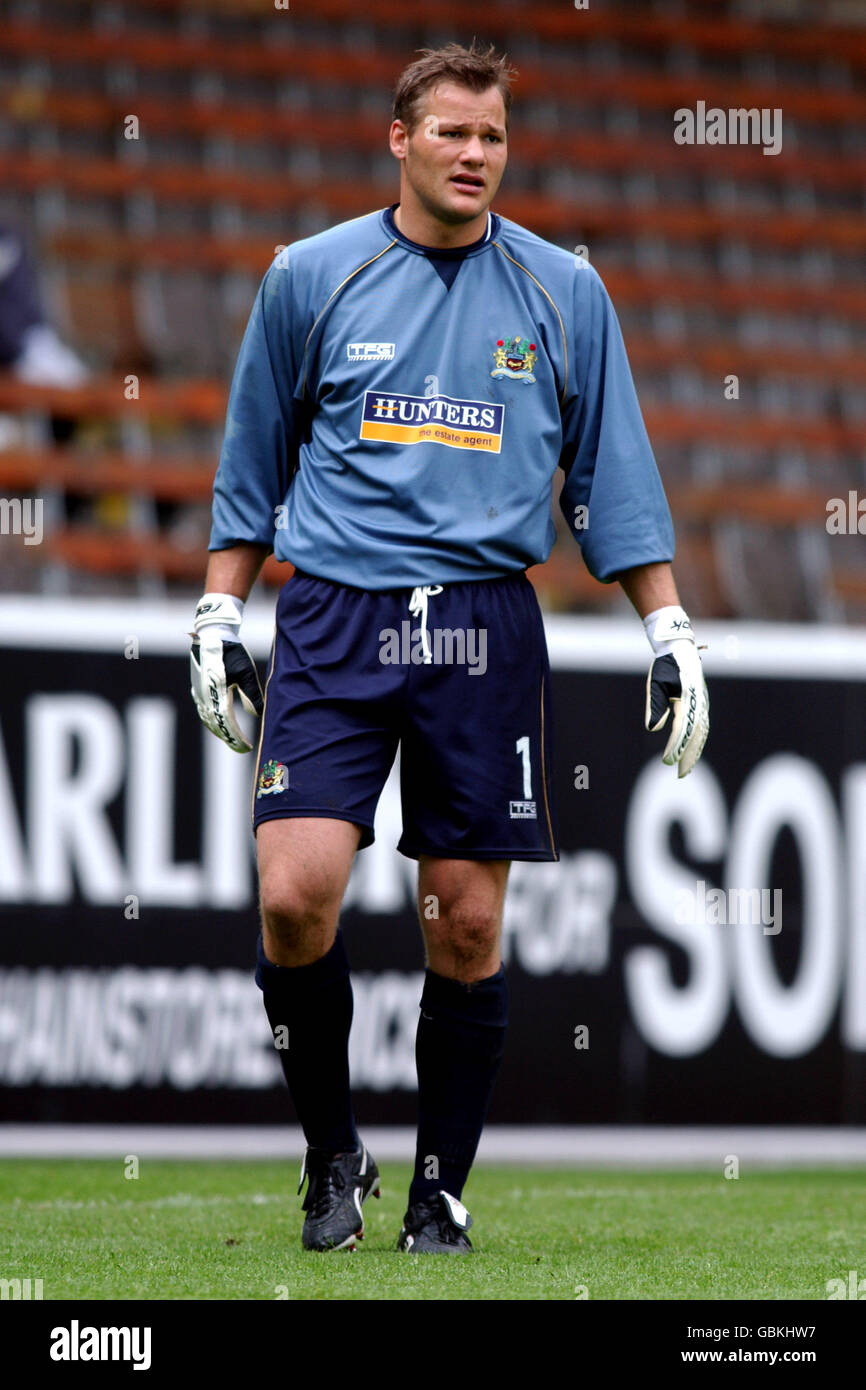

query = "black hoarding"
1;601;864;1124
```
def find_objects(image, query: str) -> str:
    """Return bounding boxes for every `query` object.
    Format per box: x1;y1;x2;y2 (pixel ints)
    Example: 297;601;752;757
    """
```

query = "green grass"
0;1161;863;1300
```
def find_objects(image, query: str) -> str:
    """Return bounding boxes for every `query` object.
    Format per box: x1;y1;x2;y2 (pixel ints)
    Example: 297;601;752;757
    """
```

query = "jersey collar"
382;205;498;258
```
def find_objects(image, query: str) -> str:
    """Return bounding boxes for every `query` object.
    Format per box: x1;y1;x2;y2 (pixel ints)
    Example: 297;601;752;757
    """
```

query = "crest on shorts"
257;759;288;797
491;334;537;383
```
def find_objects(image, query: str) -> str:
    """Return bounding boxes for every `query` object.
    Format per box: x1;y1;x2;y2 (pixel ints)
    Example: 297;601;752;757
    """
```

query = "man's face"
390;82;508;227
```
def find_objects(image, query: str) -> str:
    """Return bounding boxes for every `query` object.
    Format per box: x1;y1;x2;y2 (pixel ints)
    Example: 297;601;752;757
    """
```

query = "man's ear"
389;119;409;160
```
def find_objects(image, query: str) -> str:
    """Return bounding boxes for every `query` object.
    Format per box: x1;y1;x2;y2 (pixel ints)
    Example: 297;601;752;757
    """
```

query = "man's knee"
426;901;502;968
256;817;359;960
259;876;338;956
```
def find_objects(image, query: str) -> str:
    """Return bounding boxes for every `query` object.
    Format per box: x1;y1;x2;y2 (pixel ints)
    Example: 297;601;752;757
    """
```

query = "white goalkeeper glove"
190;592;263;753
643;605;709;779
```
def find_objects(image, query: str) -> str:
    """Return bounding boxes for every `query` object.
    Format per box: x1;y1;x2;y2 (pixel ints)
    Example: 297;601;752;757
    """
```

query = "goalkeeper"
191;40;708;1256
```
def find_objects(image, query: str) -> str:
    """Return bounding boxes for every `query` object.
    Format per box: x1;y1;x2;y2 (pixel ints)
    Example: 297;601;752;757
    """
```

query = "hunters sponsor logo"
347;342;395;362
360;391;504;453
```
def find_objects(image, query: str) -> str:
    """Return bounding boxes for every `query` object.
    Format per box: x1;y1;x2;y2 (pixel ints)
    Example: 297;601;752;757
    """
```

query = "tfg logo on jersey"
347;343;395;362
361;391;504;453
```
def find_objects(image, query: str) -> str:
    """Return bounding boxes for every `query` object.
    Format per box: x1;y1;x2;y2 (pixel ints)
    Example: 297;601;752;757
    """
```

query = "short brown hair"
392;41;516;134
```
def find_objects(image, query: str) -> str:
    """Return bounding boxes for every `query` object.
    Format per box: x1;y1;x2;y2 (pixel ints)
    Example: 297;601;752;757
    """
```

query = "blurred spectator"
0;224;88;387
0;224;89;451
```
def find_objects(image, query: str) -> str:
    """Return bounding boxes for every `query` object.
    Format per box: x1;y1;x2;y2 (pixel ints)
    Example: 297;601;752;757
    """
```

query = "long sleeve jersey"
209;205;674;588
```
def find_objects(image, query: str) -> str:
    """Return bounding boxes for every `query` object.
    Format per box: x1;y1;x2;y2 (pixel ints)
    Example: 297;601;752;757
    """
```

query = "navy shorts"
252;568;559;861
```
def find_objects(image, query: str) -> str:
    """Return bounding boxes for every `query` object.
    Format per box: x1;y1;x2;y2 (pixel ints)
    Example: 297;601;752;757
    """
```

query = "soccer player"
191;42;709;1255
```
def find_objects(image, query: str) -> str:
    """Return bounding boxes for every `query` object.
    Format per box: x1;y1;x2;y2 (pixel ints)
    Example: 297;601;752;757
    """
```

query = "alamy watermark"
675;880;781;935
674;102;782;157
378;623;487;675
0;496;43;545
0;1276;43;1299
827;1270;866;1299
49;1322;152;1369
826;492;865;535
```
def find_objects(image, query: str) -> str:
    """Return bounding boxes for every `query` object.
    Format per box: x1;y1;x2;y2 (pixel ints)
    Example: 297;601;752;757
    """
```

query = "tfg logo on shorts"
360;391;504;453
50;1320;152;1370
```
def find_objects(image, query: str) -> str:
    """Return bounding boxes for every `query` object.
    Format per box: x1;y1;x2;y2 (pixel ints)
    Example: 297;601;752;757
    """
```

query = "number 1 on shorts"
515;736;532;799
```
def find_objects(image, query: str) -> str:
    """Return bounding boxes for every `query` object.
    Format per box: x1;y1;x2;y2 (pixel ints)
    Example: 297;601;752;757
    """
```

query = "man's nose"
459;136;486;164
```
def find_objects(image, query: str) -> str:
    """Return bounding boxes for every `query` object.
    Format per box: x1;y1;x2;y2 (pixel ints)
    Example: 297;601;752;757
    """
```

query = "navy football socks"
255;929;359;1155
409;965;509;1204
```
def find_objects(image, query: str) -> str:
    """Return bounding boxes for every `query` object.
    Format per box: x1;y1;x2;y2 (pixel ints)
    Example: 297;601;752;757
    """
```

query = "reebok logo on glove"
190;592;264;753
643;605;709;779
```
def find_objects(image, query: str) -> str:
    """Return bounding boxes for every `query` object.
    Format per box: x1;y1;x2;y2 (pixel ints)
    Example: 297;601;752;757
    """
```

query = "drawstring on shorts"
408;584;444;663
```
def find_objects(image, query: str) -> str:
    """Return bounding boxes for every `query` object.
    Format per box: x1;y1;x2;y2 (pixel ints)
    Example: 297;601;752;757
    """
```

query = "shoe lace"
301;1153;347;1217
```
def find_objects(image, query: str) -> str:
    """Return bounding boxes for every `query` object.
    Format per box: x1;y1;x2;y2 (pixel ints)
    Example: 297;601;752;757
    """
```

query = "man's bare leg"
418;855;510;981
257;816;360;965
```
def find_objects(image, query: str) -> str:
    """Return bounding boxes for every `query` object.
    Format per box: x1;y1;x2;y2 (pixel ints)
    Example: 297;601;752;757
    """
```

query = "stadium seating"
0;0;863;618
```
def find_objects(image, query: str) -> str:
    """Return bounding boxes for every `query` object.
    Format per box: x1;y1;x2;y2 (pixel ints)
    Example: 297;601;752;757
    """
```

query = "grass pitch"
1;1161;863;1301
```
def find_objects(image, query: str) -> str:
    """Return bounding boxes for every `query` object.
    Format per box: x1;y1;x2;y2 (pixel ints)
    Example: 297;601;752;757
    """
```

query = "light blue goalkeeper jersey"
209;206;674;587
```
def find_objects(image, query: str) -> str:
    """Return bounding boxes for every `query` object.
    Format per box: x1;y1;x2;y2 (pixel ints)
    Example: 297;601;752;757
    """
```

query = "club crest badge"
257;759;288;797
491;334;537;383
